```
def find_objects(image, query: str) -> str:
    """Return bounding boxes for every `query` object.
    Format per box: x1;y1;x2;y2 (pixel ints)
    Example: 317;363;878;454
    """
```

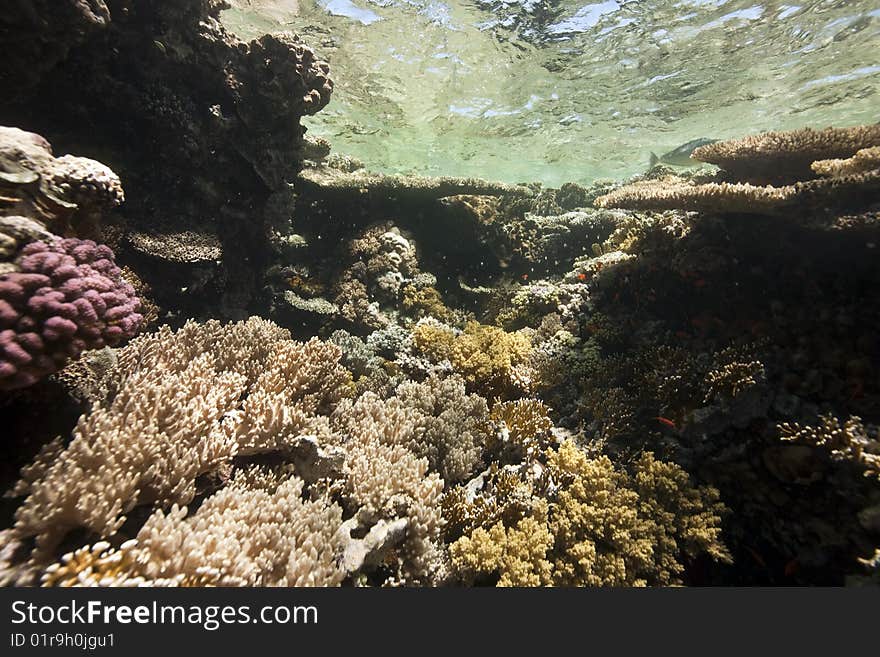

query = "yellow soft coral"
412;321;532;396
401;284;456;323
548;442;655;586
450;517;554;587
549;442;730;586
449;440;730;587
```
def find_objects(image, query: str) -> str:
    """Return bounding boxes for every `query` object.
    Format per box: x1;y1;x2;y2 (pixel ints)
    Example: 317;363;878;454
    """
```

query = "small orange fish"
577;272;587;281
521;274;529;280
654;416;676;429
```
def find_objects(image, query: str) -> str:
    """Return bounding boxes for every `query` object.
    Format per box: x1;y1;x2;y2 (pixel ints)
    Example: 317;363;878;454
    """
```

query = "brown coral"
486;399;556;462
691;124;880;184
594;172;880;216
412;321;533;397
812;146;880;178
449;441;730;587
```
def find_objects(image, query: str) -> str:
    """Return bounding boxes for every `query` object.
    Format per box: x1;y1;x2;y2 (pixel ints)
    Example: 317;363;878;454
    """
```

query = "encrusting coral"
0;126;124;238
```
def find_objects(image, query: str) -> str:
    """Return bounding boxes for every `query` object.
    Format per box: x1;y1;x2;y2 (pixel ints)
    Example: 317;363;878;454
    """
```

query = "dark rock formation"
0;0;332;321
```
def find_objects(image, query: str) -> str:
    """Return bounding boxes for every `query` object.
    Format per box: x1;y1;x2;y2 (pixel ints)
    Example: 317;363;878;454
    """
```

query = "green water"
223;0;880;185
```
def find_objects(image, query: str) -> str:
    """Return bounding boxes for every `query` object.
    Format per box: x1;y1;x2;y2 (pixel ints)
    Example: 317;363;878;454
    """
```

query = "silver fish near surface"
649;138;718;168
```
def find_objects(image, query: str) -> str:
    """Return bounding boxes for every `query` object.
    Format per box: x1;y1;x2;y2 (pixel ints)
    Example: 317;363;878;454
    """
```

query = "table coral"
812;146;880;178
690;124;880;184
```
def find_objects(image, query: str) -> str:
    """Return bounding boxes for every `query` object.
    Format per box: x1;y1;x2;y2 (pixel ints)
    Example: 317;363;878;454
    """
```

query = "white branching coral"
15;353;245;555
395;375;489;484
135;474;345;587
42;472;346;587
12;317;352;556
333;393;444;583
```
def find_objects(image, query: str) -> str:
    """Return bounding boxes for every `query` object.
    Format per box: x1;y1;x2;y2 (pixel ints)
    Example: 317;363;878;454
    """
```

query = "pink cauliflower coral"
0;238;142;390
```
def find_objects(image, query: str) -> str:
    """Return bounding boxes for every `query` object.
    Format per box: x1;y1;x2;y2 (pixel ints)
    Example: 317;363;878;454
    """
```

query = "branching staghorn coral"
703;347;765;404
779;414;880;480
12;317;352;556
690;124;880;184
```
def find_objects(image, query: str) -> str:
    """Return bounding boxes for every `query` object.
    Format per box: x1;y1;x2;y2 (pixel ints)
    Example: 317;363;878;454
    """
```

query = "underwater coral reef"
1;1;879;588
